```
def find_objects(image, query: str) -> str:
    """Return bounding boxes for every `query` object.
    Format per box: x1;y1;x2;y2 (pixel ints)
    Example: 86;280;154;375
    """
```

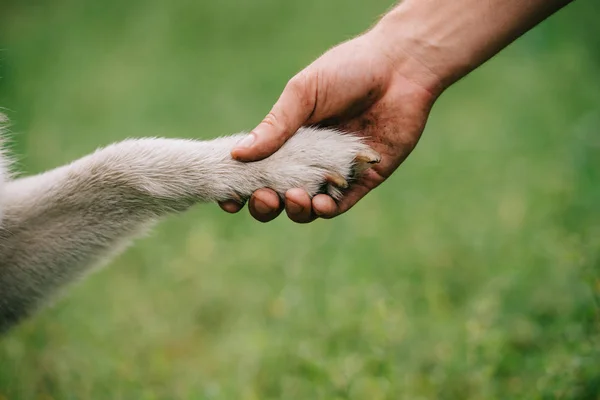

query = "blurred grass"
0;0;599;399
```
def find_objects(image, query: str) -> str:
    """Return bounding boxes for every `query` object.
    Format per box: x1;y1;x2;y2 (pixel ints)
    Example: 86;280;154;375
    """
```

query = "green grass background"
0;0;599;398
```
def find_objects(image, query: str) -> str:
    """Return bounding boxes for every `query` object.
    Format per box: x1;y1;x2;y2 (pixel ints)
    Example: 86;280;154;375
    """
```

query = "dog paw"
259;127;380;200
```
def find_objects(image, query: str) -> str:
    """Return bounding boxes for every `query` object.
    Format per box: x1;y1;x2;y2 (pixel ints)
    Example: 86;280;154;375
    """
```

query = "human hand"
219;28;442;223
218;0;571;223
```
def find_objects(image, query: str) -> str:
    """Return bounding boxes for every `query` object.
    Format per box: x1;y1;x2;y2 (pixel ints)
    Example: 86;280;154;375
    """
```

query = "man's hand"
219;32;440;223
219;0;571;223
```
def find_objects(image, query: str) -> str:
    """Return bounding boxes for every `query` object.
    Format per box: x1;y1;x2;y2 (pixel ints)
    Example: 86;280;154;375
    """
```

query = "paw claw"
352;147;381;176
325;172;349;189
355;148;381;165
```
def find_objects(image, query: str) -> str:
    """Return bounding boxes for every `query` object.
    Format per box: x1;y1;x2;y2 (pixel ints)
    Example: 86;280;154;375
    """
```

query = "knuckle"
286;71;315;109
261;112;282;131
286;73;308;95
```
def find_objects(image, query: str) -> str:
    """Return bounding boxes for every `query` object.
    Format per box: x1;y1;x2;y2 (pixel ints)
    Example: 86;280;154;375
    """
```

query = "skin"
219;0;573;223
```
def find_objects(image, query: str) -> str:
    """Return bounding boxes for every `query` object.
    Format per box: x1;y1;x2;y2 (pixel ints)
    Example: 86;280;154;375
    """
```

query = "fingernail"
236;133;256;149
287;199;304;215
254;198;271;215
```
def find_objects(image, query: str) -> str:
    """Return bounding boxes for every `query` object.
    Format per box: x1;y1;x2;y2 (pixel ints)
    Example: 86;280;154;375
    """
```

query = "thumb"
231;73;316;162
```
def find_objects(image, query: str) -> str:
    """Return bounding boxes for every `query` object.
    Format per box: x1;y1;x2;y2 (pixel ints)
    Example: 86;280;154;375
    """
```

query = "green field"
0;1;599;398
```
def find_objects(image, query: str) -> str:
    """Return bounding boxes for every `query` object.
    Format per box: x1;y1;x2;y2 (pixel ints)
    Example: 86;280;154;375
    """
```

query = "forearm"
370;0;573;94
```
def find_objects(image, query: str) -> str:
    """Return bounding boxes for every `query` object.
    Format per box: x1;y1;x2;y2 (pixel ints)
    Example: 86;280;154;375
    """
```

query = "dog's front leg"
0;129;379;331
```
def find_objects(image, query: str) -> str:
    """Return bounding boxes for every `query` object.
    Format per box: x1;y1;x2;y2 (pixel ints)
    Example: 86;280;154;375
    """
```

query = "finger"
312;187;366;219
333;180;374;216
285;188;317;224
313;170;382;219
218;200;245;214
231;72;316;162
248;188;284;223
338;190;368;215
312;194;339;219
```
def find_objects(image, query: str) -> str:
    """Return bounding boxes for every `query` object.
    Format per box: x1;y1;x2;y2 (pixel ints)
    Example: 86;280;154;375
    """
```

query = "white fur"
0;119;375;332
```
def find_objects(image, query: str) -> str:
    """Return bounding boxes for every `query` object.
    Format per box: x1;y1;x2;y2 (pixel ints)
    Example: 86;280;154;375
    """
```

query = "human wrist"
370;0;572;95
368;1;475;95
